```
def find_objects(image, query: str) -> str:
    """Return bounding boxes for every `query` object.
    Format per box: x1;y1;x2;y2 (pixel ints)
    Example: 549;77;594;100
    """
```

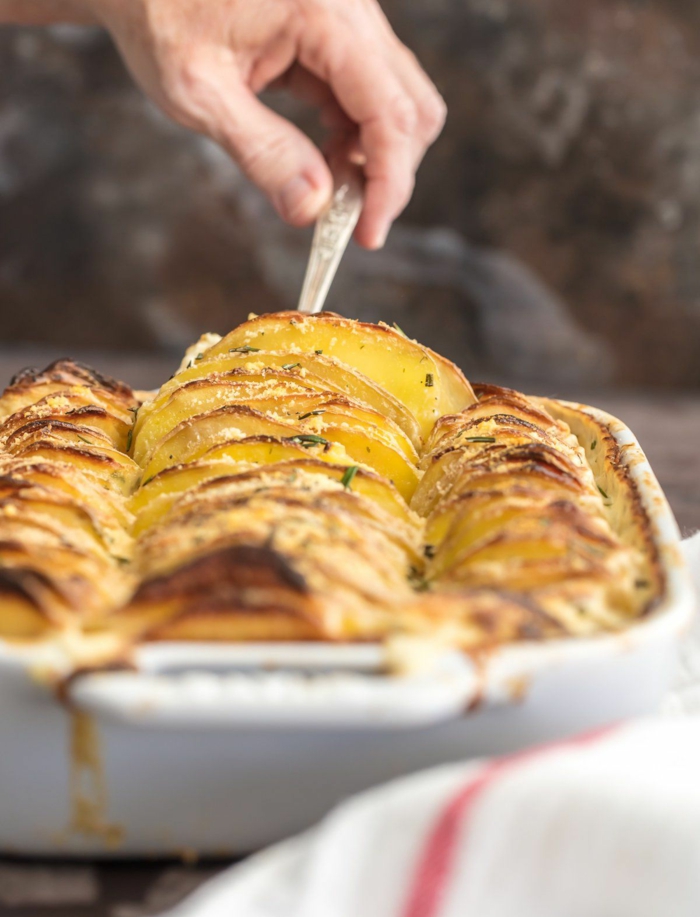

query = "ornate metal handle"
297;161;364;314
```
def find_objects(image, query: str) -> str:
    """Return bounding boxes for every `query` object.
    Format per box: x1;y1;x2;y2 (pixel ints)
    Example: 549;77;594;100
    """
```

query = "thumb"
217;82;333;226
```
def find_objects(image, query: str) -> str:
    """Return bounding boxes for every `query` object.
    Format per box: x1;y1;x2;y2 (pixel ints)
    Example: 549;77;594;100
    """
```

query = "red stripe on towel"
400;726;617;917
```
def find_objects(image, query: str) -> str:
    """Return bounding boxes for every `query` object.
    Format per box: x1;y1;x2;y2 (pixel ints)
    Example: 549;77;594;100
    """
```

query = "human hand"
88;0;446;248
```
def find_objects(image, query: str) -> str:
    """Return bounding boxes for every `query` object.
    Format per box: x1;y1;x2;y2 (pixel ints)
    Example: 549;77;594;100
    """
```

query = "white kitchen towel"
165;535;700;917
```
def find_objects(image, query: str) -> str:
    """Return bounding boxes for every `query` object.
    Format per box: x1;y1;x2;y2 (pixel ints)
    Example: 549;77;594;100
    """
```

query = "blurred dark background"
0;0;699;536
2;0;700;392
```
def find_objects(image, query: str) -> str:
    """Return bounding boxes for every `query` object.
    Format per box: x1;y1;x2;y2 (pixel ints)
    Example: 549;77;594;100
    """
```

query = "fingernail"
371;221;390;250
277;176;324;225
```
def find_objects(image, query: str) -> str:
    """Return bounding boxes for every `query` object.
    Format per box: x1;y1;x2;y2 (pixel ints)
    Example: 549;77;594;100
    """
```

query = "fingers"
272;63;354;133
225;88;333;225
388;45;447;162
299;19;446;249
168;56;334;227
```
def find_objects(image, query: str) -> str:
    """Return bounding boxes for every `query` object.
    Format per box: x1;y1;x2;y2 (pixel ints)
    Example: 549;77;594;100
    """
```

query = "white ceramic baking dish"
0;402;694;857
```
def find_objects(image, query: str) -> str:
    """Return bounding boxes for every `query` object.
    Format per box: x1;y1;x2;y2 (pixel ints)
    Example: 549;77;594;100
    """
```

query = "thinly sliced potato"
198;392;418;465
131;455;416;536
3;420;115;455
134;368;329;437
0;383;135;428
204;312;476;439
0;459;134;529
0;359;138;421
316;425;419;501
139;464;421;560
146;351;423;449
139;397;418;498
12;441;141;496
0;393;131;451
136;498;412;610
0;487;130;561
133;378;314;465
139;405;310;479
0;539;130;620
132;436;353;534
201;436;350;467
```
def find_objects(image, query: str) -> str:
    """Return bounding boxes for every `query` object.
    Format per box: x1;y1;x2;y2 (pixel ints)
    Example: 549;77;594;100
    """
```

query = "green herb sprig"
341;466;359;489
289;434;329;448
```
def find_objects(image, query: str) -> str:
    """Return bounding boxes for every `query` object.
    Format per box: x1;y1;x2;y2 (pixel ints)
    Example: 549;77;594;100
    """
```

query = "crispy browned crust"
111;545;325;642
404;588;569;648
137;544;309;600
7;359;135;404
0;362;138;642
539;399;666;618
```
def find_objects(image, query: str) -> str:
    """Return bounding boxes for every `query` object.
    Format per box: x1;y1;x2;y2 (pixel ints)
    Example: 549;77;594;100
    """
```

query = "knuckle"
235;130;290;179
159;47;212;110
421;92;447;141
387;93;419;138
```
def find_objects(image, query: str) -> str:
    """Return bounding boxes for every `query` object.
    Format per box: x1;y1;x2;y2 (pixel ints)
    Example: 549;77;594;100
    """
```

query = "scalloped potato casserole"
0;312;662;660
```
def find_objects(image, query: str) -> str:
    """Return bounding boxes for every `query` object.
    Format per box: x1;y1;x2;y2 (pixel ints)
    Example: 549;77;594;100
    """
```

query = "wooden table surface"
0;355;697;915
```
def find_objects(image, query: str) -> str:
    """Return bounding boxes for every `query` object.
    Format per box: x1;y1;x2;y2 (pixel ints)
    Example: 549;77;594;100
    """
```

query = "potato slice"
412;427;592;519
0;488;131;562
3;419;115;455
139;397;419;499
0;538;131;622
0;593;67;640
0;383;135;428
134;368;329;437
0;393;131;452
430;502;620;587
170;392;418;464
425;492;563;577
0;359;138;421
147;351;423;449
195;401;421;499
136;377;418;468
135;499;413;614
139;405;305;478
201;436;350;468
315;424;419;501
131;454;417;537
12;441;141;496
199;392;418;465
158;476;421;565
133;378;314;465
0;458;134;529
135;461;421;559
204;312;476;439
132;436;352;534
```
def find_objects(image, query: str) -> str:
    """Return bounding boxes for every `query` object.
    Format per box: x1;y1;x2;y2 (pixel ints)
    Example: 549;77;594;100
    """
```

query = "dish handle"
66;643;480;731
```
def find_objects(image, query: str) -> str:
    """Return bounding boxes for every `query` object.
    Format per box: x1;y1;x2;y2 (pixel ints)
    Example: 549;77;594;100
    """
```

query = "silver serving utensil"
297;161;364;314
